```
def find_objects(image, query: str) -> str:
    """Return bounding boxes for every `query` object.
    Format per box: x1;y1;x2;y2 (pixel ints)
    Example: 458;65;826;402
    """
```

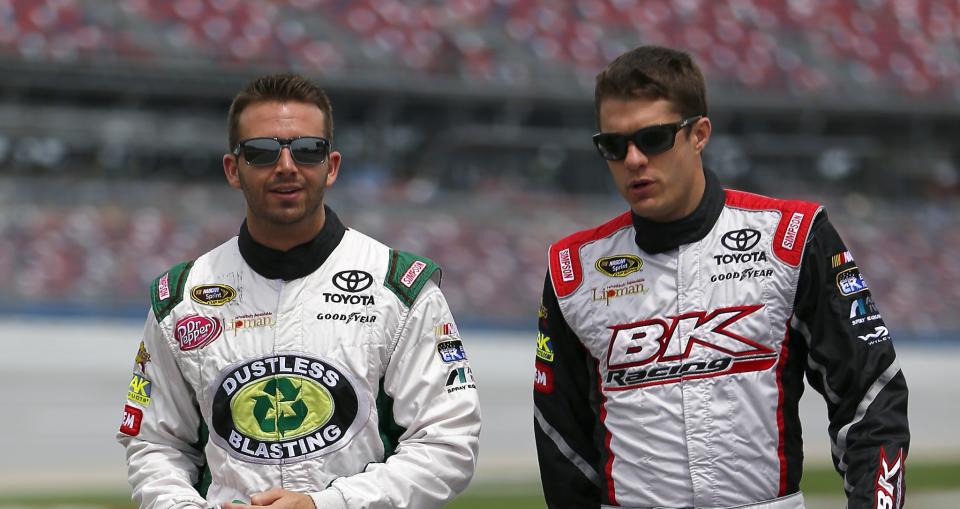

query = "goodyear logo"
127;374;152;406
209;354;368;464
595;255;643;278
536;332;554;362
191;284;237;306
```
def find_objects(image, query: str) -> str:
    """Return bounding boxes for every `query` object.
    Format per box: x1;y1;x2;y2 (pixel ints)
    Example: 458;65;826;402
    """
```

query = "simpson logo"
157;272;170;301
400;261;428;288
781;212;804;250
558;248;574;282
191;284;237;306
209;353;369;464
127;374;152;406
534;362;554;394
119;405;143;436
837;267;869;296
536;332;554;362
604;305;776;389
831;250;855;268
874;448;904;509
595;255;643;277
176;314;223;350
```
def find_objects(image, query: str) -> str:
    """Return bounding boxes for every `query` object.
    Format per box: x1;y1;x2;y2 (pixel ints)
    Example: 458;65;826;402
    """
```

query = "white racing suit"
534;172;909;508
117;210;480;509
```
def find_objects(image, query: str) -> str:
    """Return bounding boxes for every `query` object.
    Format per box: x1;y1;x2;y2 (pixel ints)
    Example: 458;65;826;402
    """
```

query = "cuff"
309;487;347;509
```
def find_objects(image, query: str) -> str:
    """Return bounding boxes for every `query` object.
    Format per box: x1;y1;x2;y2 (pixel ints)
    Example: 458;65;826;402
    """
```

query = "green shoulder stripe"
385;250;441;307
150;260;194;322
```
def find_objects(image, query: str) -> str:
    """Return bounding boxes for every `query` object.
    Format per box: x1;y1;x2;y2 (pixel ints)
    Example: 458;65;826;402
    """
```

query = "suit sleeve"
116;309;207;509
533;273;602;508
791;213;909;509
310;280;481;509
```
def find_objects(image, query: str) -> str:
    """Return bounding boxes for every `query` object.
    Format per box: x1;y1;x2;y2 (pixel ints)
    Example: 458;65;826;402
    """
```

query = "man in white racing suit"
117;73;480;509
533;46;909;509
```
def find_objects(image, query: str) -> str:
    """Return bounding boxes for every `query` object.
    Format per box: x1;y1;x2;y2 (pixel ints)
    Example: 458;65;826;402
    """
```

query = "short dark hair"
594;46;707;127
227;72;334;150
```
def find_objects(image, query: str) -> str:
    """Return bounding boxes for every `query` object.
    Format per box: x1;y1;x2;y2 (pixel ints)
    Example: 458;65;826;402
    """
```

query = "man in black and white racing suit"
116;73;480;509
534;46;909;509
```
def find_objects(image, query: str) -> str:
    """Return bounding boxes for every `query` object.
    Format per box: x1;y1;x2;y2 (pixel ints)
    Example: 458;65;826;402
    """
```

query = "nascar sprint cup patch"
209;353;370;464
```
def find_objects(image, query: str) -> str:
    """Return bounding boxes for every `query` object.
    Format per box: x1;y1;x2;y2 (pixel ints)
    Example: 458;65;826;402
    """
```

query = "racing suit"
534;170;909;509
117;207;481;509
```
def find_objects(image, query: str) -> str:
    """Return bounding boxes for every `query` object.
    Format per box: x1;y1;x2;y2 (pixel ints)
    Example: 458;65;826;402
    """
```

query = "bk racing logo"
209;353;370;464
604;305;777;389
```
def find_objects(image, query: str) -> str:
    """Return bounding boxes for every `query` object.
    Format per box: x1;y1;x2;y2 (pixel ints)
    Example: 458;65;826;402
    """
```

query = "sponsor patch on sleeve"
127;374;152;407
437;340;468;363
434;322;460;340
830;250;855;268
836;266;869;296
135;341;151;373
445;366;477;393
534;362;554;394
400;260;428;288
119;404;143;436
536;332;554;362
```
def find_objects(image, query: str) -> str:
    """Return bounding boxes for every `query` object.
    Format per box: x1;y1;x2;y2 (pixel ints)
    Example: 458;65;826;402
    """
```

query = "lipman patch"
209;353;370;464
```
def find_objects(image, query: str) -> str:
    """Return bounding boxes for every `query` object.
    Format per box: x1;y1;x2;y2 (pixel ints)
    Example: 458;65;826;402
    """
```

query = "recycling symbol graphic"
252;377;309;437
210;353;370;464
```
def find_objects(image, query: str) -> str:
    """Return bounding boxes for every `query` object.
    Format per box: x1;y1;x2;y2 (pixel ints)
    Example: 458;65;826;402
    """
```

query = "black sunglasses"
592;115;702;161
233;136;330;166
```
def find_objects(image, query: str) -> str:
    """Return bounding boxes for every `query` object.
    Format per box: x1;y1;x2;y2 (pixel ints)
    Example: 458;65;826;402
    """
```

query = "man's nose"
274;146;298;172
623;141;649;168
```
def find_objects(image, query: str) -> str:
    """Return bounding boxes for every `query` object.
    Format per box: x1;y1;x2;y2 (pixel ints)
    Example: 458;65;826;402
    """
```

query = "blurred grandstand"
1;0;958;338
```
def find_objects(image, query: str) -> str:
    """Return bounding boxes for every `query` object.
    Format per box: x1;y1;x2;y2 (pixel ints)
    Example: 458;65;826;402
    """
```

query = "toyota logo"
333;270;373;293
721;229;761;251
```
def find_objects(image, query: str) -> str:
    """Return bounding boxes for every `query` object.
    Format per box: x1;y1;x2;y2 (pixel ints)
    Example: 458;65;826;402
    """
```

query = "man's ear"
224;153;241;189
692;117;712;154
324;151;342;188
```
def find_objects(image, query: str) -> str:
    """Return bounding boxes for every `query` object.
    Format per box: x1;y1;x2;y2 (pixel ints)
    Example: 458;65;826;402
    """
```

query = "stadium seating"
1;0;959;98
0;178;956;337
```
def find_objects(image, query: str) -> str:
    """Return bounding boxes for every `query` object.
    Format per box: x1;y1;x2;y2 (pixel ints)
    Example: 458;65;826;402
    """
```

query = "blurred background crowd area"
1;0;958;339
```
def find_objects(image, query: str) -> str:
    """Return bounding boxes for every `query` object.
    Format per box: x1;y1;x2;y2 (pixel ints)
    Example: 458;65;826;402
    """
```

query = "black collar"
632;168;725;254
238;206;346;281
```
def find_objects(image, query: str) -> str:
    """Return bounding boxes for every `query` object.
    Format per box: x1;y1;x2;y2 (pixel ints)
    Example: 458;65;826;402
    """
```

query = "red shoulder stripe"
548;212;632;298
725;190;821;267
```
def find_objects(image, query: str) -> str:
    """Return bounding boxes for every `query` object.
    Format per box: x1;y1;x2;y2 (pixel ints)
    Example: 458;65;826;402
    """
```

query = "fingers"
250;488;287;506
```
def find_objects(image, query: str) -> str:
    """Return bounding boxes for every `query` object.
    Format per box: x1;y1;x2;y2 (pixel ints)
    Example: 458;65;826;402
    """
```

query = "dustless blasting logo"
210;354;369;464
721;228;761;251
333;270;373;293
